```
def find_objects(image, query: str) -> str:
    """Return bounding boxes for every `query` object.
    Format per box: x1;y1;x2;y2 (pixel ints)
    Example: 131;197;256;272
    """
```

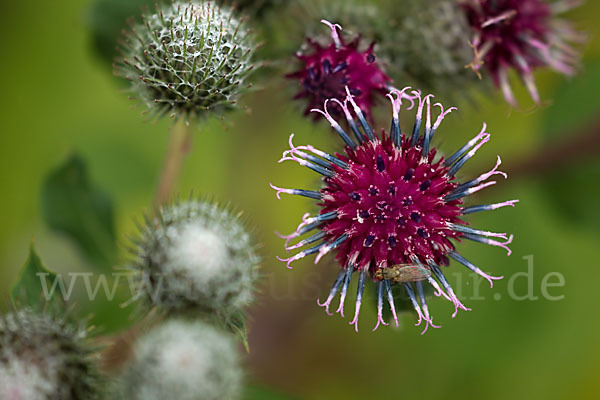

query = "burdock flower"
115;0;257;120
287;20;391;121
271;87;518;333
461;0;583;105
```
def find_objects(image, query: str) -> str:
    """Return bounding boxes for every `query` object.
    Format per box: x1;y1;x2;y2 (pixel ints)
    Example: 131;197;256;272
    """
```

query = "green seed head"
382;0;481;97
116;0;258;121
0;309;104;400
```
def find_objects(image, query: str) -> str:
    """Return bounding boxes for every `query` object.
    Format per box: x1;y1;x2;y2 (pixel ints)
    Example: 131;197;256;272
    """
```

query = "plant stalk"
154;119;194;208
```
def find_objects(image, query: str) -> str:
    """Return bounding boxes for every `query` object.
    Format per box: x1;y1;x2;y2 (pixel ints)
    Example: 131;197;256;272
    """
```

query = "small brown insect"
374;264;432;285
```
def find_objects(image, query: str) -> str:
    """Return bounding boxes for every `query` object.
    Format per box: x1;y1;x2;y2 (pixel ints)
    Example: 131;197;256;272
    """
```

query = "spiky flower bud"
271;88;517;333
116;0;257;121
128;199;259;315
287;20;391;122
385;0;479;98
0;309;103;400
461;0;583;105
120;318;242;400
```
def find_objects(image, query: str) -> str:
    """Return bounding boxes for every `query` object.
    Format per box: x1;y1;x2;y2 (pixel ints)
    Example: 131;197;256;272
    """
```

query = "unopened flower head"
461;0;583;105
121;319;242;400
129;199;259;314
384;0;479;98
116;0;257;121
271;87;518;333
0;309;103;400
287;20;391;121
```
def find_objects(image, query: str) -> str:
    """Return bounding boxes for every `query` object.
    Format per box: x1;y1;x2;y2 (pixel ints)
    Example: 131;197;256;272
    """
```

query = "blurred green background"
1;1;599;399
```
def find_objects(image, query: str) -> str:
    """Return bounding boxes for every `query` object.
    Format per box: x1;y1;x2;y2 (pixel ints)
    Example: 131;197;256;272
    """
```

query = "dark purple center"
321;135;465;270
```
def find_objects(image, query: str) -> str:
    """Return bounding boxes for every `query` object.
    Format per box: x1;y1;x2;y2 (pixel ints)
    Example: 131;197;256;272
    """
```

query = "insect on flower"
461;0;584;105
271;87;518;334
374;263;431;284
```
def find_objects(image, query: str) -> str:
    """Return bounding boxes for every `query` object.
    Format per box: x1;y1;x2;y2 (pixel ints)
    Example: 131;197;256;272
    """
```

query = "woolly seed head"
0;309;103;400
116;0;258;121
120;318;242;400
129;199;259;314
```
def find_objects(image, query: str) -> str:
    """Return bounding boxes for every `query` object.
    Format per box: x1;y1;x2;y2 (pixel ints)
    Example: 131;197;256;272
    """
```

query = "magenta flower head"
287;20;391;121
271;87;518;334
461;0;583;105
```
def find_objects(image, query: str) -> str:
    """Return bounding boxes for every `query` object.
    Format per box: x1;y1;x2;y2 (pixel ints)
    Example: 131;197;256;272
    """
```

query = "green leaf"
244;385;297;400
224;310;250;353
11;243;62;310
41;154;116;268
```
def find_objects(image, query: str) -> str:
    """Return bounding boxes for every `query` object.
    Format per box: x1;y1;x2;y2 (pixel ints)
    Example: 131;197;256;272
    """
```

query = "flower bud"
116;0;258;121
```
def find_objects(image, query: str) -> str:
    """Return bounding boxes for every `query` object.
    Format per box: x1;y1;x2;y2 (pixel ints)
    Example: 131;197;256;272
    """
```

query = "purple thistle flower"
271;87;518;334
461;0;584;105
287;20;391;121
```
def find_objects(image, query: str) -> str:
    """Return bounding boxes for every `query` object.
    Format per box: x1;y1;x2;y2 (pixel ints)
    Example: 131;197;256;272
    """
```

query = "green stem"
154;119;194;208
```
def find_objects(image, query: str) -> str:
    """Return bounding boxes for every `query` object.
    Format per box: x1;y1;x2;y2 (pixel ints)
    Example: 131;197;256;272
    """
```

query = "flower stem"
97;311;163;372
154;119;194;208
